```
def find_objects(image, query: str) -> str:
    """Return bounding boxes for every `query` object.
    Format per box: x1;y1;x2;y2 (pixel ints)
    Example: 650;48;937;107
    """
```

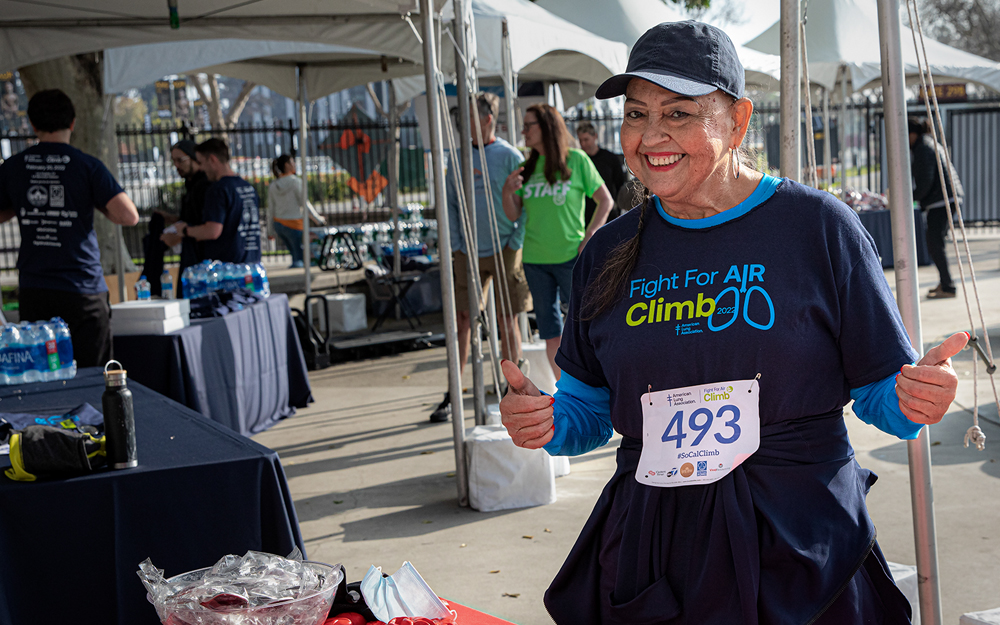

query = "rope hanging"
905;0;999;450
800;1;819;188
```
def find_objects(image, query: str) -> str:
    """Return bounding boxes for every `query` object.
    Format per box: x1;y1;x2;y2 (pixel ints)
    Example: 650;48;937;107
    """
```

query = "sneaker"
927;285;957;299
517;358;530;376
429;393;450;423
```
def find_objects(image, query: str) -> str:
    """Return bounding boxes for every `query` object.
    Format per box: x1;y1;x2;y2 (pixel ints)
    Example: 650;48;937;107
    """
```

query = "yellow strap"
86;434;107;460
4;433;36;482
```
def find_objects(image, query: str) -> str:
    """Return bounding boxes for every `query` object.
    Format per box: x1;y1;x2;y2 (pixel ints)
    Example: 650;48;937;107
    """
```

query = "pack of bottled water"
180;260;269;299
0;317;76;385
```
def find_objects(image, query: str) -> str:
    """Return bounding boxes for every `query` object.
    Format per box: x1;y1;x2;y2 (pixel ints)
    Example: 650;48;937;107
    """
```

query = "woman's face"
620;79;745;206
284;160;297;176
522;111;543;152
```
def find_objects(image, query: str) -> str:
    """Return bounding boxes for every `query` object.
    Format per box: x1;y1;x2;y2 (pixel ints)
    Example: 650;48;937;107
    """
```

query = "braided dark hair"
582;185;652;320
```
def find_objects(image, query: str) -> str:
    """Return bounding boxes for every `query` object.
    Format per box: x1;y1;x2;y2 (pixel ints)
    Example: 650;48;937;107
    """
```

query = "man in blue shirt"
429;92;529;423
173;138;261;264
0;89;139;367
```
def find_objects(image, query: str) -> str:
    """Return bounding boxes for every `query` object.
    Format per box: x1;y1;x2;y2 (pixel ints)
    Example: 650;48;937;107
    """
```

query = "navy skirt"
543;411;913;624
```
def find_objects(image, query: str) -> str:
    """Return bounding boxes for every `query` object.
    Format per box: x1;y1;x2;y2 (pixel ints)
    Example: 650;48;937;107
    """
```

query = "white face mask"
359;561;455;623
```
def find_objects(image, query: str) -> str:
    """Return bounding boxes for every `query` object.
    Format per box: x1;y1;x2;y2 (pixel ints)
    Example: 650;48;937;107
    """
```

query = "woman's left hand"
896;331;969;424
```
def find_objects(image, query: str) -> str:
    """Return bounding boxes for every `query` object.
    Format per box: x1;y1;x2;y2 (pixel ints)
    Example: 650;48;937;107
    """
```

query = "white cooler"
465;424;556;512
309;292;368;334
111;299;191;335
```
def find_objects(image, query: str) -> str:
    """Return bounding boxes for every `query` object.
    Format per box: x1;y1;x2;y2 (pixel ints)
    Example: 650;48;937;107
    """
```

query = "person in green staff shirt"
502;103;614;379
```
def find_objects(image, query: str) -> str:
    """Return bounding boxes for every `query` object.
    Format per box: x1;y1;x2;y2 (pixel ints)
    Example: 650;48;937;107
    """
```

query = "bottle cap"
104;360;128;386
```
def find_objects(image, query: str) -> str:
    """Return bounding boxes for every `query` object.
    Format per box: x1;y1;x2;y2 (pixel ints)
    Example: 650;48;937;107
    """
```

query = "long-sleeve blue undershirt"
542;369;922;457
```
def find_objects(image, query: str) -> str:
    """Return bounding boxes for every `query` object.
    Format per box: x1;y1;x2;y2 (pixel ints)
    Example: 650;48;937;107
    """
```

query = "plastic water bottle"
0;328;8;385
161;269;174;300
135;276;151;301
36;322;60;382
205;261;220;293
254;263;270;297
220;263;234;292
242;264;254;292
50;318;76;380
18;322;41;383
181;266;193;299
1;324;26;385
193;264;208;297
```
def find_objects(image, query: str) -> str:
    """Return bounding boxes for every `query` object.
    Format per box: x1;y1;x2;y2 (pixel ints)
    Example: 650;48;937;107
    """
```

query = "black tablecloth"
857;208;933;268
0;368;305;625
114;293;312;436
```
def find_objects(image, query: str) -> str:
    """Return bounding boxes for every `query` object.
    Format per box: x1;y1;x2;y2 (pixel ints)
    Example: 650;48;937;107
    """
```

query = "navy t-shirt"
0;143;123;294
548;178;919;623
558;177;916;434
201;176;262;264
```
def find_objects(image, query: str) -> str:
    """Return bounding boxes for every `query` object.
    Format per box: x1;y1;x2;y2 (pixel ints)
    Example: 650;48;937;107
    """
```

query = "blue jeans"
523;257;577;340
273;221;304;267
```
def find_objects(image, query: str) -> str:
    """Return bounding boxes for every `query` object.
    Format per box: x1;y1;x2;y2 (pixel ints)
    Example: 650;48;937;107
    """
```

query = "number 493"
662;405;741;448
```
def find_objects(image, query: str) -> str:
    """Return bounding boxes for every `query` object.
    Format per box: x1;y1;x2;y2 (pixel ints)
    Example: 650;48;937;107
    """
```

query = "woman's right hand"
502;167;525;197
500;359;554;449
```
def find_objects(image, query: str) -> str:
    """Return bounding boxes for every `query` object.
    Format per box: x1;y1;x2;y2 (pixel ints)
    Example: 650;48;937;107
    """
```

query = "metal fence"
1;96;999;278
115;118;430;266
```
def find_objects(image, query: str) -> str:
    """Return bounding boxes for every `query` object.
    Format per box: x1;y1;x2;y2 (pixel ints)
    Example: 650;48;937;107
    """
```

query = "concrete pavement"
253;237;1000;625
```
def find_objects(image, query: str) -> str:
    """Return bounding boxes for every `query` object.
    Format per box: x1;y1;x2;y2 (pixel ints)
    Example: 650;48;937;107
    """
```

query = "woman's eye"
668;110;690;119
625;110;644;120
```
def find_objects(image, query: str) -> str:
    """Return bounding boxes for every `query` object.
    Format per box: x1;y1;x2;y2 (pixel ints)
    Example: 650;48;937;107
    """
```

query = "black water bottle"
103;360;137;469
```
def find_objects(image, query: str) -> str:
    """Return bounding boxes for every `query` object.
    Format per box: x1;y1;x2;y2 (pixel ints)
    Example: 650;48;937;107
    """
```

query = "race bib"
635;378;760;487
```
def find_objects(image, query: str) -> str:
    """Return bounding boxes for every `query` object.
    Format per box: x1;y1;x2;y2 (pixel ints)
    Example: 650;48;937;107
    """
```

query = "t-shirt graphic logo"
552;187;566;206
49;185;65;208
27;185;48;207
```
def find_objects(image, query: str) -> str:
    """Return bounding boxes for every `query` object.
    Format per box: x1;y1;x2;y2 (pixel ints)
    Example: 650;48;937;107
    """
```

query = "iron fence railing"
1;95;998;278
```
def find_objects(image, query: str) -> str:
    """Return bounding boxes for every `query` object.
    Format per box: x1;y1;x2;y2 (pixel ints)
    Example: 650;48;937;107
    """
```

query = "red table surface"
441;599;515;625
326;599;515;625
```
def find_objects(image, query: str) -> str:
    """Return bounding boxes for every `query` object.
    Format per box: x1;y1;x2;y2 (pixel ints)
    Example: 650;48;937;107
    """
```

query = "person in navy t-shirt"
498;22;968;625
0;89;139;367
172;138;261;265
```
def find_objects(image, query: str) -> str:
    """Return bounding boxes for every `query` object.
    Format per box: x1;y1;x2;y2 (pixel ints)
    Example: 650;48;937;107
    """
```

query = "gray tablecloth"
114;293;312;436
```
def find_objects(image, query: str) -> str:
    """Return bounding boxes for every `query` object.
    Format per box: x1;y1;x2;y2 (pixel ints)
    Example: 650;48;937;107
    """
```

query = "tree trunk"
224;81;257;128
18;53;137;275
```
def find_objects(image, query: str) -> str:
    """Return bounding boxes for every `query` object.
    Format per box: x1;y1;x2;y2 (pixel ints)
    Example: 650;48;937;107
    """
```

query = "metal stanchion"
780;0;801;181
421;0;468;507
876;0;944;621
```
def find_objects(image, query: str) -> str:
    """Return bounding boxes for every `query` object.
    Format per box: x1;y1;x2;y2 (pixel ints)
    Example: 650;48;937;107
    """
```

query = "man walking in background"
173;138;261;265
429;92;530;423
577;121;627;224
909;116;963;299
0;89;139;366
159;139;210;296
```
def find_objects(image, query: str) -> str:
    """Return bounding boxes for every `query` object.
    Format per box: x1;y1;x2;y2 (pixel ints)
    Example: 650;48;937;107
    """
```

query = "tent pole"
839;66;848;196
298;65;311;299
822;86;832;188
116;224;127;302
779;0;801;180
501;20;518;146
421;0;468;507
455;0;486;426
388;80;402;279
876;0;943;623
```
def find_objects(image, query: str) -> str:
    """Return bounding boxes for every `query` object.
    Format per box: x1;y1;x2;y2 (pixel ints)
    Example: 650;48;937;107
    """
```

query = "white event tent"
744;0;1000;93
536;0;782;90
101;0;626;105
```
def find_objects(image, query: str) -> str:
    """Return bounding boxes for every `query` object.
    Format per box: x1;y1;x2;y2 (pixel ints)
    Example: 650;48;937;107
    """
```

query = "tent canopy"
744;0;1000;93
104;39;422;100
535;0;781;91
102;0;626;106
0;0;450;75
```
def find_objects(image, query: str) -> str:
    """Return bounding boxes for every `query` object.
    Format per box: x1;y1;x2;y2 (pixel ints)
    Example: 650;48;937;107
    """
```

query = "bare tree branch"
224;81;256;128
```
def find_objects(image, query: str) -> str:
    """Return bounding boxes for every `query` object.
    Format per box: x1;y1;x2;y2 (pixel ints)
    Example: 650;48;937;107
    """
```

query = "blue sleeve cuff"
850;368;924;440
542;372;614;456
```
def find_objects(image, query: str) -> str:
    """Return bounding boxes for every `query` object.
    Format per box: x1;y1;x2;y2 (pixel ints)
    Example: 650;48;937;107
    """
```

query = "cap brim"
595;71;718;100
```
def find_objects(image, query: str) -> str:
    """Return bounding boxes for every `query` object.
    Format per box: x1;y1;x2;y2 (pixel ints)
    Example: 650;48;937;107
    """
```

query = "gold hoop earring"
732;148;741;180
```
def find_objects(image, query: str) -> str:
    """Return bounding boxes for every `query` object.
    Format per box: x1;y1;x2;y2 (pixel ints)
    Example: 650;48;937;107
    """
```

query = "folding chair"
364;247;423;332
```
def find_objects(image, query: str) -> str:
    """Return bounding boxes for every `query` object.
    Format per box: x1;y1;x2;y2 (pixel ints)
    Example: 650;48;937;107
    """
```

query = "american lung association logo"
27;185;48;207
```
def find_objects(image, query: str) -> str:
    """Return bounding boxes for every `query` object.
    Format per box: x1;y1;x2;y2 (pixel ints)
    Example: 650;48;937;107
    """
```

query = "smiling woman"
498;19;967;625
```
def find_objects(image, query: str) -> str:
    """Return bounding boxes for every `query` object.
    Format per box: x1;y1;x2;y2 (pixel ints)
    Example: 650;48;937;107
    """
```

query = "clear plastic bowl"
149;561;342;625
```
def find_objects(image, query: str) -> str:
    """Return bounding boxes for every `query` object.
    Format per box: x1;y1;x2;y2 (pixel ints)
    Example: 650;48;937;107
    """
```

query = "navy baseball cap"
596;21;745;100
